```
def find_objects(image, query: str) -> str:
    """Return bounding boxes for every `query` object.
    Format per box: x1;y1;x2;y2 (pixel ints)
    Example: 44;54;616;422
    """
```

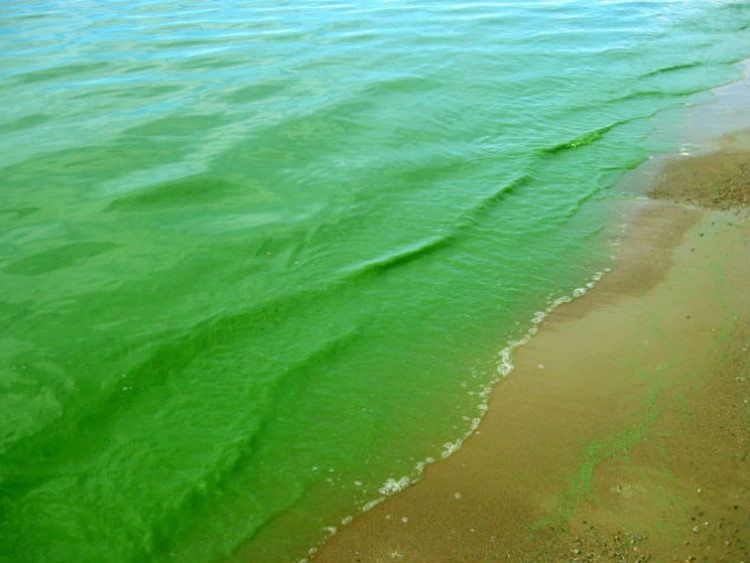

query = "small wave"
640;61;701;79
455;174;532;227
329;172;533;283
345;174;532;280
542;120;631;156
340;233;454;278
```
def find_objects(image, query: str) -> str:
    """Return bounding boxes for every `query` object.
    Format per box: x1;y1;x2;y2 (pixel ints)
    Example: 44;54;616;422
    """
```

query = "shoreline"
311;75;750;562
313;193;750;563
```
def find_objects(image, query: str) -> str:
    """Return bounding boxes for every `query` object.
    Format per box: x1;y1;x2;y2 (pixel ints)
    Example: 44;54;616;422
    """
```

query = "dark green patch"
106;176;240;211
4;242;120;276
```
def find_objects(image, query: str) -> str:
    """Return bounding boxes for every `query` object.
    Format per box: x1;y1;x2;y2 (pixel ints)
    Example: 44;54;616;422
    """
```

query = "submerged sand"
312;142;750;562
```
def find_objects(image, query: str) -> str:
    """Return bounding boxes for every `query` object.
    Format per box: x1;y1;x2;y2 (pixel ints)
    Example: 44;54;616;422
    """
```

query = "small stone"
692;526;700;533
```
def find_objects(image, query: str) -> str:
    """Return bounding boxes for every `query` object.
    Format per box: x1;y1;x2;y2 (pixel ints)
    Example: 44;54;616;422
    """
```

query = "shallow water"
1;2;749;562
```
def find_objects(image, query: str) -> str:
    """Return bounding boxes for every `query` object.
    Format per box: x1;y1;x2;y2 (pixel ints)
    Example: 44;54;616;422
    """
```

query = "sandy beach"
312;105;750;562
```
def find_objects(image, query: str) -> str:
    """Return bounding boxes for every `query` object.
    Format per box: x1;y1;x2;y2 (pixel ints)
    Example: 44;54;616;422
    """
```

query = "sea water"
1;1;749;562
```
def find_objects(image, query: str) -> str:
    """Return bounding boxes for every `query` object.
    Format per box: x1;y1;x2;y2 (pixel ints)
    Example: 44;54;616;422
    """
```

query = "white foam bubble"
362;498;383;512
379;476;411;496
441;439;463;459
497;347;514;377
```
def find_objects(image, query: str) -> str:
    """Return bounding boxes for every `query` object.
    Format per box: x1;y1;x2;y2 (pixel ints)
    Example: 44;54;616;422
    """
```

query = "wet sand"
313;141;750;562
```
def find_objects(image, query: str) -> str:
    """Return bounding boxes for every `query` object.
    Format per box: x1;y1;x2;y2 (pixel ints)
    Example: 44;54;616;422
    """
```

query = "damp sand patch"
648;149;750;209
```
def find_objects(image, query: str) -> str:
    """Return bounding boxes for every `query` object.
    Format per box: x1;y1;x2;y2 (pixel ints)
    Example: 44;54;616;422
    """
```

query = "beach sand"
312;139;750;561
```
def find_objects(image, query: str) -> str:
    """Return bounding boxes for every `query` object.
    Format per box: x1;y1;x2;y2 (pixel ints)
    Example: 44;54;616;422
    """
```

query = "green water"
1;1;749;562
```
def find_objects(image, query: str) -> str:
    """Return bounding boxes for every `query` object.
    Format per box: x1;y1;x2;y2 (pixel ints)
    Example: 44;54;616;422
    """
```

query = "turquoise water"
1;1;749;562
